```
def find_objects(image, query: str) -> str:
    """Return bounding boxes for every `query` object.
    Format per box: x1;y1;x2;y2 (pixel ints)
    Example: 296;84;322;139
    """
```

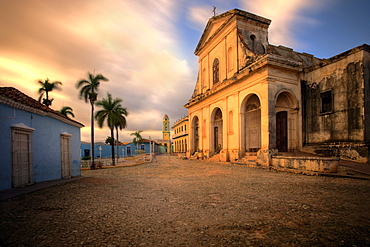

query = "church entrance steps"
274;151;324;157
231;152;258;166
208;153;221;162
241;153;257;166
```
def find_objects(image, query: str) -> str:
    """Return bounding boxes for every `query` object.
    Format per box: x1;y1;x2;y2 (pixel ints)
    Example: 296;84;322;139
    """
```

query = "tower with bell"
162;114;170;141
156;114;172;153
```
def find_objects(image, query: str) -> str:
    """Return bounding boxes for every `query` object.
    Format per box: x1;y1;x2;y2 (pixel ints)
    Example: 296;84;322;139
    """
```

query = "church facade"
185;9;370;166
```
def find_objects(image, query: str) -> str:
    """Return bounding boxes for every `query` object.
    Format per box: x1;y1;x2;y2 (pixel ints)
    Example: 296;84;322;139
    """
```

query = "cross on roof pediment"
194;9;271;56
194;12;233;55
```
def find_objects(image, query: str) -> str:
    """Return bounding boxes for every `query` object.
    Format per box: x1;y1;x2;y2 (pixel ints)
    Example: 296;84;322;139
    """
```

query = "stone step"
242;153;257;162
336;165;370;179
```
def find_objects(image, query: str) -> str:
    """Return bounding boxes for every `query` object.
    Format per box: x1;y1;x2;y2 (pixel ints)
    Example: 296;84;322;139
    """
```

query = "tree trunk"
111;127;115;166
116;127;119;164
90;101;95;169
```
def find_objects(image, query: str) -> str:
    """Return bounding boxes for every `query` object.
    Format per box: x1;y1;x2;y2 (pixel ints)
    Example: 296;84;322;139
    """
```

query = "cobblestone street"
1;155;370;246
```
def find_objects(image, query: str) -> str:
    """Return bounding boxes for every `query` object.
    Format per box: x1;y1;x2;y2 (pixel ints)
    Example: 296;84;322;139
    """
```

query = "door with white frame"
12;125;34;187
61;133;72;179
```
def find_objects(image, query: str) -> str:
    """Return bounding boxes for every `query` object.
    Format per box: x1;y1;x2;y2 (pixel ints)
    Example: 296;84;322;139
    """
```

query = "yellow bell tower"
162;114;170;141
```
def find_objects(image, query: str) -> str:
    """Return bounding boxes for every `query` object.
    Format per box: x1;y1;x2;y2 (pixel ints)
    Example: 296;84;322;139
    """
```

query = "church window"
250;35;256;50
213;58;219;84
320;90;333;114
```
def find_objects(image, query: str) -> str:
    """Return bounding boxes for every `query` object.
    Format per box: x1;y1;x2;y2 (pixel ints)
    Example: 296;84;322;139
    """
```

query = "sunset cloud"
241;0;329;49
0;0;193;142
0;0;367;143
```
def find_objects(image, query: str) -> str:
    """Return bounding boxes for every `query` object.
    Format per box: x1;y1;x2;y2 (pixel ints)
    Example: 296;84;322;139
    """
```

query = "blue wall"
0;104;82;190
81;141;159;158
80;143;126;159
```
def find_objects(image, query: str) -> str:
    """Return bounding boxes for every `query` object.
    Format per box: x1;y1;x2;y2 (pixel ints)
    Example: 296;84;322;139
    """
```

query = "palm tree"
57;106;74;118
105;136;114;145
131;130;143;153
115;117;127;163
38;78;62;107
95;93;128;166
76;72;108;169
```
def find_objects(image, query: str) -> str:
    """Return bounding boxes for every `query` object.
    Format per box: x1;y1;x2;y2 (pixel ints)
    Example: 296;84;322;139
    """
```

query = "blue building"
0;87;84;190
81;139;160;159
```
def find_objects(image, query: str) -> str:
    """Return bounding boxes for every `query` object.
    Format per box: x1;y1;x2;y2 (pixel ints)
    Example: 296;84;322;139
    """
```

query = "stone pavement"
1;155;370;246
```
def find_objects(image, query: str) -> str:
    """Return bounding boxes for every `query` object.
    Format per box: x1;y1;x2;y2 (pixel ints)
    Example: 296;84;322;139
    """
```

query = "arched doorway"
276;111;288;152
245;95;261;152
192;116;199;154
275;92;298;152
212;108;223;153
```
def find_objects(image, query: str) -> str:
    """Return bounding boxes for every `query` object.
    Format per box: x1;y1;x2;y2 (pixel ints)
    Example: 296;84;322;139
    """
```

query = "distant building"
172;116;189;155
184;9;370;167
0;87;84;190
81;139;159;158
156;114;172;153
123;138;159;156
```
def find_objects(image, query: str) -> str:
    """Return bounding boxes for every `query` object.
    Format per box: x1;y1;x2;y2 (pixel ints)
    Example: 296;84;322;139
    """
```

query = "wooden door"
61;136;71;178
245;109;261;151
214;126;219;153
12;130;32;187
276;111;288;152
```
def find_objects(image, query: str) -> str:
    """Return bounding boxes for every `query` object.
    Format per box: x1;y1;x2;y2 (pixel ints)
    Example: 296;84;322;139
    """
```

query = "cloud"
240;0;328;49
0;0;194;142
187;6;213;31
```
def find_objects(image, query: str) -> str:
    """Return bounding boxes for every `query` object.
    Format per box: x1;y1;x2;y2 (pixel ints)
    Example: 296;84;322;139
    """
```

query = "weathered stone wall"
271;155;339;173
302;46;370;162
363;49;370;156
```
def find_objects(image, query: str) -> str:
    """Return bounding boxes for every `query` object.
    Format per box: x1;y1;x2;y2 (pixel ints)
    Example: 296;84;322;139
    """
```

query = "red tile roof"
0;87;84;127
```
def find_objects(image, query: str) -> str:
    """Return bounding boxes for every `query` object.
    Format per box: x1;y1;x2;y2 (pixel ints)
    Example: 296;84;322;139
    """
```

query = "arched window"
213;58;219;84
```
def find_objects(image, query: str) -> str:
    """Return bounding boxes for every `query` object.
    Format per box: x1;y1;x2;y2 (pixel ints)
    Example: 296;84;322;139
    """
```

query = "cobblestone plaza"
1;155;370;246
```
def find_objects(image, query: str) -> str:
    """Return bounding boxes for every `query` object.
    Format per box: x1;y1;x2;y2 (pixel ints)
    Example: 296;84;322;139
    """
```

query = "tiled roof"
0;87;84;127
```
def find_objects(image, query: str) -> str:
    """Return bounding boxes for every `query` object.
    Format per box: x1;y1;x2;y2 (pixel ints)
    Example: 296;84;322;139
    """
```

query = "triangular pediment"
194;12;234;55
194;9;271;56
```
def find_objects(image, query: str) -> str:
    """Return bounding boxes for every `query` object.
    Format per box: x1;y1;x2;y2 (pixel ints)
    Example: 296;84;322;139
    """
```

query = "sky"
1;0;369;143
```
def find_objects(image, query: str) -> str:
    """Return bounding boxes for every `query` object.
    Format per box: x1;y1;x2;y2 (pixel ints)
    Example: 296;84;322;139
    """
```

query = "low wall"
271;155;339;173
81;157;132;168
302;143;368;163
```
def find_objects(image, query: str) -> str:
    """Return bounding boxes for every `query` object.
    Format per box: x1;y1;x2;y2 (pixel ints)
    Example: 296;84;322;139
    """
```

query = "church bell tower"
162;114;170;141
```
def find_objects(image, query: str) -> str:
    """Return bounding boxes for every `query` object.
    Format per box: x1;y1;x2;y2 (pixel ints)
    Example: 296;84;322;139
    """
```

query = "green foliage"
130;130;143;146
105;136;114;145
81;156;91;160
76;72;109;104
37;78;62;107
95;93;128;130
58;106;74;118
